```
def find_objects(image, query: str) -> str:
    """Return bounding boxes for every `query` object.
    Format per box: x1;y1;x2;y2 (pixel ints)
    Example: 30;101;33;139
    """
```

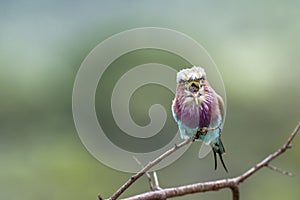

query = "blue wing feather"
202;115;222;145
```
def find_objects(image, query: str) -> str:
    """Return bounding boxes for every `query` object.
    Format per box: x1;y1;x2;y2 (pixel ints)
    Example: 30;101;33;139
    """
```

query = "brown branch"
133;156;155;191
112;121;299;200
103;138;193;200
230;186;239;200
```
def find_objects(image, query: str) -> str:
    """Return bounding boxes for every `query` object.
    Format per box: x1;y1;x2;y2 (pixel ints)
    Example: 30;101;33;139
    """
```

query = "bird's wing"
171;99;179;123
216;94;225;133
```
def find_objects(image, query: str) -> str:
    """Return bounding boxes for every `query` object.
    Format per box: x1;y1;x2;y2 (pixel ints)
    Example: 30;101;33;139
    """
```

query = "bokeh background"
1;1;300;199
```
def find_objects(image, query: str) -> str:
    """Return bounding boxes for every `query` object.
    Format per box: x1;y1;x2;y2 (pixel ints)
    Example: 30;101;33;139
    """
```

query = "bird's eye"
179;80;187;85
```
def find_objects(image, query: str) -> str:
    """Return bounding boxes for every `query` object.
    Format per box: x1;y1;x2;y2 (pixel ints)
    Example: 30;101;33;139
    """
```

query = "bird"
171;66;228;172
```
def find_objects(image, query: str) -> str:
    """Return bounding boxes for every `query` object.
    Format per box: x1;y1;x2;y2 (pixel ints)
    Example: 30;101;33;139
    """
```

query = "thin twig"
236;121;299;183
146;174;154;191
106;121;300;200
153;171;162;190
133;156;155;191
266;164;294;177
108;138;193;200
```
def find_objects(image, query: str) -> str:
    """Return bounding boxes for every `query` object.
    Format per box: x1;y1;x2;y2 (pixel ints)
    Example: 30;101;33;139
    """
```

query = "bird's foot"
198;127;209;134
193;127;209;141
192;134;199;142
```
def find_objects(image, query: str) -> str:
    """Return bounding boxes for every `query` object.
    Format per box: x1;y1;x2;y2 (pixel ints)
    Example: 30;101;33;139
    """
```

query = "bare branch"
108;138;193;200
230;186;239;200
266;164;294;177
153;171;162;190
236;121;299;183
103;121;300;200
122;179;237;200
145;173;155;191
133;156;155;191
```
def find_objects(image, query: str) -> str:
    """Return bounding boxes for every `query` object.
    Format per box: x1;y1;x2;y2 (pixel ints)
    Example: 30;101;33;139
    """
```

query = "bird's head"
176;66;207;105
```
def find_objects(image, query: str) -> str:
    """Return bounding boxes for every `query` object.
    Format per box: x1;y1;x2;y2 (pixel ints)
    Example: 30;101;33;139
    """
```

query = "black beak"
189;82;199;93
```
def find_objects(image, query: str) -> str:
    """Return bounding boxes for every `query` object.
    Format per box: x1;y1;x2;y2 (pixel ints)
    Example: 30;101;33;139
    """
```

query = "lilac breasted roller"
172;66;228;172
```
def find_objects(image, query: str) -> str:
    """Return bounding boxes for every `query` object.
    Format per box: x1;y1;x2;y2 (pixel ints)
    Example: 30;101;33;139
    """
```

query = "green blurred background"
1;1;300;199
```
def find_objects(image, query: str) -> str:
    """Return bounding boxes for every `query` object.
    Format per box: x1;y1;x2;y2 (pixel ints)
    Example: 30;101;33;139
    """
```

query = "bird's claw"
192;134;199;142
193;127;209;142
199;127;209;134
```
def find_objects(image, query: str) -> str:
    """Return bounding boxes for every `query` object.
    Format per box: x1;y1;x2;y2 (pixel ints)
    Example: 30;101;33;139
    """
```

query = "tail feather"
212;138;228;172
213;150;217;170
